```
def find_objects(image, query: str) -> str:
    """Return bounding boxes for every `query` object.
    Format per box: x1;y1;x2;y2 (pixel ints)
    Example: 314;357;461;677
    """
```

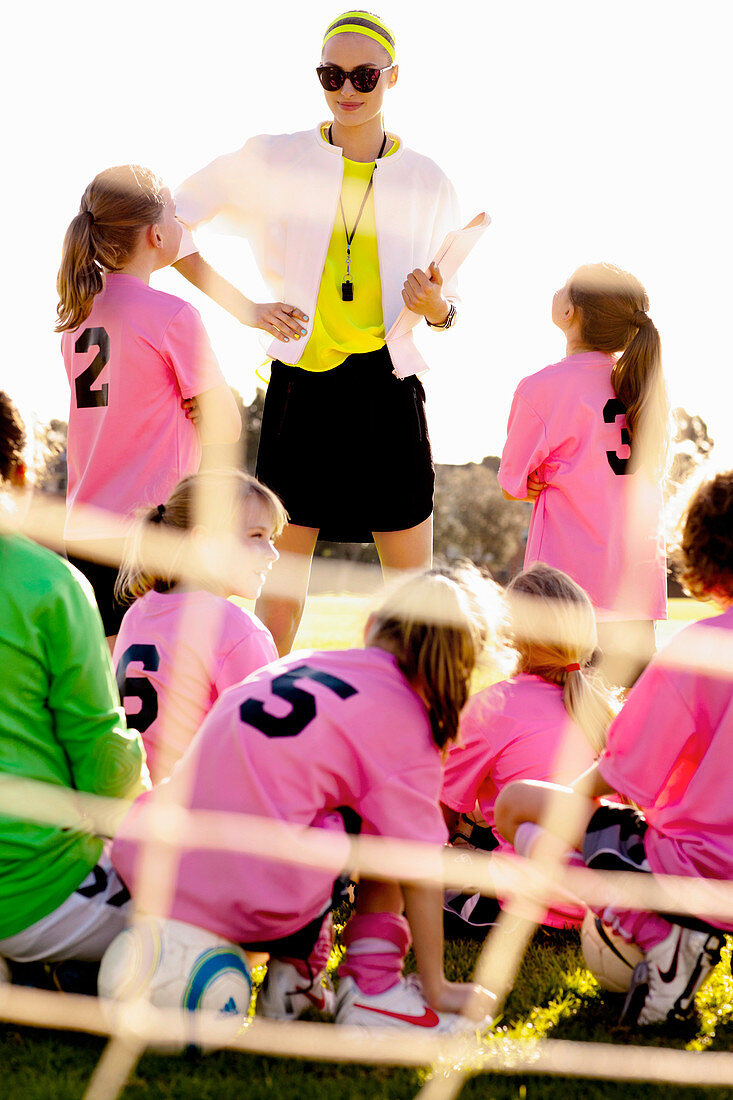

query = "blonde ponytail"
56;165;167;333
366;565;503;750
562;666;617;756
567;262;670;479
506;564;619;755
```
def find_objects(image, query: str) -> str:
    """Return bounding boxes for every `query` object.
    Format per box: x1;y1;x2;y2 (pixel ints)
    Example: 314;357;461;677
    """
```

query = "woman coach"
174;10;461;653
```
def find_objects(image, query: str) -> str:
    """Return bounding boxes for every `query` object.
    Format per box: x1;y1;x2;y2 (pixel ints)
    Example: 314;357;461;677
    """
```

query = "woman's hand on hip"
247;303;309;342
401;263;450;324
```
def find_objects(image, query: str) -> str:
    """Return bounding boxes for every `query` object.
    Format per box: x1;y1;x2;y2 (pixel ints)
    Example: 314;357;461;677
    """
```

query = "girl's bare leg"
495;780;597;856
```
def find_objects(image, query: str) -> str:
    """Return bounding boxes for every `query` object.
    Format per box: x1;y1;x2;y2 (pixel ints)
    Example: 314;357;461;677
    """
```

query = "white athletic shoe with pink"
335;974;486;1034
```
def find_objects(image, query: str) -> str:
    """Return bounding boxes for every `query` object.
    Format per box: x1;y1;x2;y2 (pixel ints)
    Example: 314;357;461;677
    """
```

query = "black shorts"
65;543;127;637
582;804;651;873
255;346;434;543
583;804;724;935
241;907;331;958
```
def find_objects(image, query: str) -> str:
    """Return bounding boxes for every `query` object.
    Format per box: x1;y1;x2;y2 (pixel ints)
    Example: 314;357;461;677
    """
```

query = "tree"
666;408;715;597
233;387;265;475
433;459;529;581
34;418;67;496
37;396;711;591
666;407;714;497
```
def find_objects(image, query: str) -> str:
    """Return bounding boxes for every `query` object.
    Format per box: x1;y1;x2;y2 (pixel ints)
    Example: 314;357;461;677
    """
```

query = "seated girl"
114;471;286;783
110;567;499;1033
441;563;618;934
495;470;733;1027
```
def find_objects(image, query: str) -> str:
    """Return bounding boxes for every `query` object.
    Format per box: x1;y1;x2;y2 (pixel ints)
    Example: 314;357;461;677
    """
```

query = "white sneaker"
335;974;486;1034
256;959;335;1020
622;924;724;1026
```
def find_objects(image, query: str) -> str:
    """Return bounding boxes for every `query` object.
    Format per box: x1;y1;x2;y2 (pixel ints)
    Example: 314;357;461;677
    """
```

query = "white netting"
1;482;732;1100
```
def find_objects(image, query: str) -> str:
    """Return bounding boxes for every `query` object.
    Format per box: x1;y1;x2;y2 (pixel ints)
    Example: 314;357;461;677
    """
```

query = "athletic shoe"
621;924;724;1026
256;958;335;1020
335;973;490;1034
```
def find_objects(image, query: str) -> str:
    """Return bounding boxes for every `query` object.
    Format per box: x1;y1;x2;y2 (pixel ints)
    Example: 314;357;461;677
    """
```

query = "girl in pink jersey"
499;263;670;688
113;470;286;784
442;563;617;935
110;567;499;1033
494;470;733;1028
57;165;241;647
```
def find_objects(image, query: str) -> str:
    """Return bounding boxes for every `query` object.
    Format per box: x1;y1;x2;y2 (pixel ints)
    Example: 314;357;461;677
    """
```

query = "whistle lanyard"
328;125;388;301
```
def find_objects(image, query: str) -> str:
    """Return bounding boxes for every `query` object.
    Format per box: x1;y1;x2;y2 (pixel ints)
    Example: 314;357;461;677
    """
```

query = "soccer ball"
98;916;252;1024
580;910;645;993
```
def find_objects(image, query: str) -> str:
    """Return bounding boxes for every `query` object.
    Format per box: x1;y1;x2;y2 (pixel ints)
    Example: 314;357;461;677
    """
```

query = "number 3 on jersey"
74;326;110;408
240;665;358;738
603;397;632;475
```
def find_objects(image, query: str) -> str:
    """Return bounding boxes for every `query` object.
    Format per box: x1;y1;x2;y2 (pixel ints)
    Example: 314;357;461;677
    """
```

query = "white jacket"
175;126;460;378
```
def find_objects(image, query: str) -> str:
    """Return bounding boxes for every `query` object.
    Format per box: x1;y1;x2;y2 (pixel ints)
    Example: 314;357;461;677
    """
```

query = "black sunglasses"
316;64;392;94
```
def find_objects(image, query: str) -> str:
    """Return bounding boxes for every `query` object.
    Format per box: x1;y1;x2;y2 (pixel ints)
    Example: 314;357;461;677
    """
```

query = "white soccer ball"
98;916;252;1023
580;910;645;993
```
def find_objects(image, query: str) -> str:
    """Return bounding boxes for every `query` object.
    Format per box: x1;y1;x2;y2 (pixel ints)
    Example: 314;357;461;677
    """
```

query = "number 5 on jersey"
240;665;358;738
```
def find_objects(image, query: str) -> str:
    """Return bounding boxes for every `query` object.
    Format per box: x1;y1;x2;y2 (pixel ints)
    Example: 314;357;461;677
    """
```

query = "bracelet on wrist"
426;302;456;330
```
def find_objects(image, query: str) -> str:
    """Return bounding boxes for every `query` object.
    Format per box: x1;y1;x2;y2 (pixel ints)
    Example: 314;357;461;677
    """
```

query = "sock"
596;907;672;953
513;822;544;859
339;912;411;995
512;824;675;953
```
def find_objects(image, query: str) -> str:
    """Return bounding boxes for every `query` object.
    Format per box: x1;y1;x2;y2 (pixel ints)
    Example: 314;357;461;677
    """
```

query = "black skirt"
255;345;434;543
65;542;127;636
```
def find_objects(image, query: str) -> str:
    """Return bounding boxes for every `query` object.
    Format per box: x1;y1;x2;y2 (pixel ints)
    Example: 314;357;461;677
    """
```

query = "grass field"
1;595;728;1100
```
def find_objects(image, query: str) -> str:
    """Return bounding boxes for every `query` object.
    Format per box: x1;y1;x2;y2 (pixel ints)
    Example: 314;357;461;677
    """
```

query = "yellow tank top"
295;129;399;373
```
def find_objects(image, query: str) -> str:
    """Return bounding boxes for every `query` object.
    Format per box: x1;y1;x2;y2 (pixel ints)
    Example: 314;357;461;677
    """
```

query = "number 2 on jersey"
74;326;110;408
240;664;358;738
603;397;632;475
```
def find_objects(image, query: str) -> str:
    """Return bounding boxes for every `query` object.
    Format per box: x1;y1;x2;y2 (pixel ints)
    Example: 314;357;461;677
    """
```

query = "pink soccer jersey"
498;352;666;621
113;590;277;784
62;274;226;539
112;647;448;943
442;674;596;926
598;606;733;928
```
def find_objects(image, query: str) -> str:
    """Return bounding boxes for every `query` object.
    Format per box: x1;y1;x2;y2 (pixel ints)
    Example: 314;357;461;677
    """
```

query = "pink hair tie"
565;663;581;673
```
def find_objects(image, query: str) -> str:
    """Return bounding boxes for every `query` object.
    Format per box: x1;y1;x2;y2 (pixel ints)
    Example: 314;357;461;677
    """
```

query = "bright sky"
4;0;731;466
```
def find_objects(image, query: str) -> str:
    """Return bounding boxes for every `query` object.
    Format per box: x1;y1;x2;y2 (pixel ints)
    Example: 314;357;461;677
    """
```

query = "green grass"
2;596;728;1099
4;927;733;1099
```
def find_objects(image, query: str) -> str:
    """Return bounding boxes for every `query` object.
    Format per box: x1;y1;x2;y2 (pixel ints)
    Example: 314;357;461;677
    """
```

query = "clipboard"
384;211;491;348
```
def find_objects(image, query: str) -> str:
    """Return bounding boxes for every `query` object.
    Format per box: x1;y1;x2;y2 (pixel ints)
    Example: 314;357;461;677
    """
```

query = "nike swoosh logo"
305;988;328;1009
353;1002;441;1027
659;934;682;983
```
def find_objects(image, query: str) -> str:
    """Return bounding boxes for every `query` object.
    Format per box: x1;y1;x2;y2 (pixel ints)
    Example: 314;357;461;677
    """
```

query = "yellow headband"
323;10;396;62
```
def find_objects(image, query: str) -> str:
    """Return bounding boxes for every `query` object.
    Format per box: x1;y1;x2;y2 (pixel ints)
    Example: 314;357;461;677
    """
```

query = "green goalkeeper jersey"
0;533;147;938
